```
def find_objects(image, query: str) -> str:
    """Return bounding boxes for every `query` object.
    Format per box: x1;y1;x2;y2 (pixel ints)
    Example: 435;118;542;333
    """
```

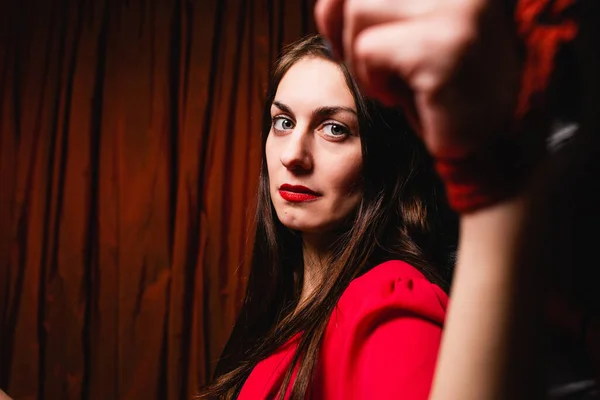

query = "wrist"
435;133;544;213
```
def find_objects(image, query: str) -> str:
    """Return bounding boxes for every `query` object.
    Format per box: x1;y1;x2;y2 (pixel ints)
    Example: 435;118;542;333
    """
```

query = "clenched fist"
314;0;521;160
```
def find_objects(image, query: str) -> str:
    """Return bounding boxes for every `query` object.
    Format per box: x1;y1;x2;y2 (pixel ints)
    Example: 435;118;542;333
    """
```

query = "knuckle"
352;32;375;62
343;0;367;23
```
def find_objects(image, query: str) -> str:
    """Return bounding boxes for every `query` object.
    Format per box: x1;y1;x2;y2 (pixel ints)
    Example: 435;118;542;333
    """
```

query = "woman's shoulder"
315;260;448;398
337;259;448;325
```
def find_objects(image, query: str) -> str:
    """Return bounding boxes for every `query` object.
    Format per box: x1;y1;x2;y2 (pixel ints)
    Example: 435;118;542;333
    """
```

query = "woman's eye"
323;123;350;138
273;117;294;131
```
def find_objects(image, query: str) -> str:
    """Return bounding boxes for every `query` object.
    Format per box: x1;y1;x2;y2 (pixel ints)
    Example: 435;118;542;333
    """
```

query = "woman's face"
266;56;363;234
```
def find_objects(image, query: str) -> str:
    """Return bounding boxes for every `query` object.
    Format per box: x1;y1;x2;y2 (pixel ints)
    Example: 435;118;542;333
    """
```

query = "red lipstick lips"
279;184;320;202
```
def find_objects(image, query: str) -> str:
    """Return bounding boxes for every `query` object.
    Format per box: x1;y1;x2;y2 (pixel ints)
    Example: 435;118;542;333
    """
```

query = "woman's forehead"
274;57;356;112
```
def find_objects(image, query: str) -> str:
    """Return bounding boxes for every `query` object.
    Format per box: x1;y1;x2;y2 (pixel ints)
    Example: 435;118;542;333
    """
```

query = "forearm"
430;195;544;399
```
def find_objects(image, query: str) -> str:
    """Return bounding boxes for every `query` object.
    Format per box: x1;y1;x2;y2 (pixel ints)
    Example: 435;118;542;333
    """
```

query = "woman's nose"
279;127;313;173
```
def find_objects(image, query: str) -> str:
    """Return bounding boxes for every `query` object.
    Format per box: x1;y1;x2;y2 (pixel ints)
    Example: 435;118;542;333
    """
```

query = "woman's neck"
298;232;332;306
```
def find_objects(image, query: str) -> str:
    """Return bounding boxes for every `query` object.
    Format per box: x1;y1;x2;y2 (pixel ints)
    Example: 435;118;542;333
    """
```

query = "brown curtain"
0;0;316;398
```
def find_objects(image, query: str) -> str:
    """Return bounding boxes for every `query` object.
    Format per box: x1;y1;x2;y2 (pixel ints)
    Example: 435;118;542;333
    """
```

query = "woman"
200;34;457;399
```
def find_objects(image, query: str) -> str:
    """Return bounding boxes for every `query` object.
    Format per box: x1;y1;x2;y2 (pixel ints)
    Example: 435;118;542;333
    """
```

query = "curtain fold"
0;0;316;398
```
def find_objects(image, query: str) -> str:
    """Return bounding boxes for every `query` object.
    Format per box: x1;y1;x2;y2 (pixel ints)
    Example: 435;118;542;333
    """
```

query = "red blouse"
237;260;448;399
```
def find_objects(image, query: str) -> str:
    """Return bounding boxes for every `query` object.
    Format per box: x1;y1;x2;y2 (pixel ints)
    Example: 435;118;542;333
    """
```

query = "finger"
352;21;479;155
342;0;437;72
314;0;346;59
352;22;425;100
351;22;437;134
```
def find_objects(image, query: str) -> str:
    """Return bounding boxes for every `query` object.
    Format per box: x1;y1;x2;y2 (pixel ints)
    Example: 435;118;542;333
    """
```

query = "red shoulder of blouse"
238;260;448;400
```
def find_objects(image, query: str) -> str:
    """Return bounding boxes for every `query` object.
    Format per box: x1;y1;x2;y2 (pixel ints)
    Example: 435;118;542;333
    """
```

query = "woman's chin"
278;217;337;235
277;214;315;232
280;220;318;233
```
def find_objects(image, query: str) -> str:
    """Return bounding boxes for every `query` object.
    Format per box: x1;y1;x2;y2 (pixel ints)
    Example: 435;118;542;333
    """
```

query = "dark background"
0;0;317;398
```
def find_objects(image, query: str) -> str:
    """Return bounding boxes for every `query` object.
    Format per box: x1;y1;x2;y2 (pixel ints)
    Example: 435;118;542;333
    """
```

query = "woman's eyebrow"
272;101;293;114
272;101;357;118
312;106;358;118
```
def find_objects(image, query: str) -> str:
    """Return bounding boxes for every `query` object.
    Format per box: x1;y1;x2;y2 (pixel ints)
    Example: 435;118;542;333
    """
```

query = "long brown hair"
199;34;457;399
